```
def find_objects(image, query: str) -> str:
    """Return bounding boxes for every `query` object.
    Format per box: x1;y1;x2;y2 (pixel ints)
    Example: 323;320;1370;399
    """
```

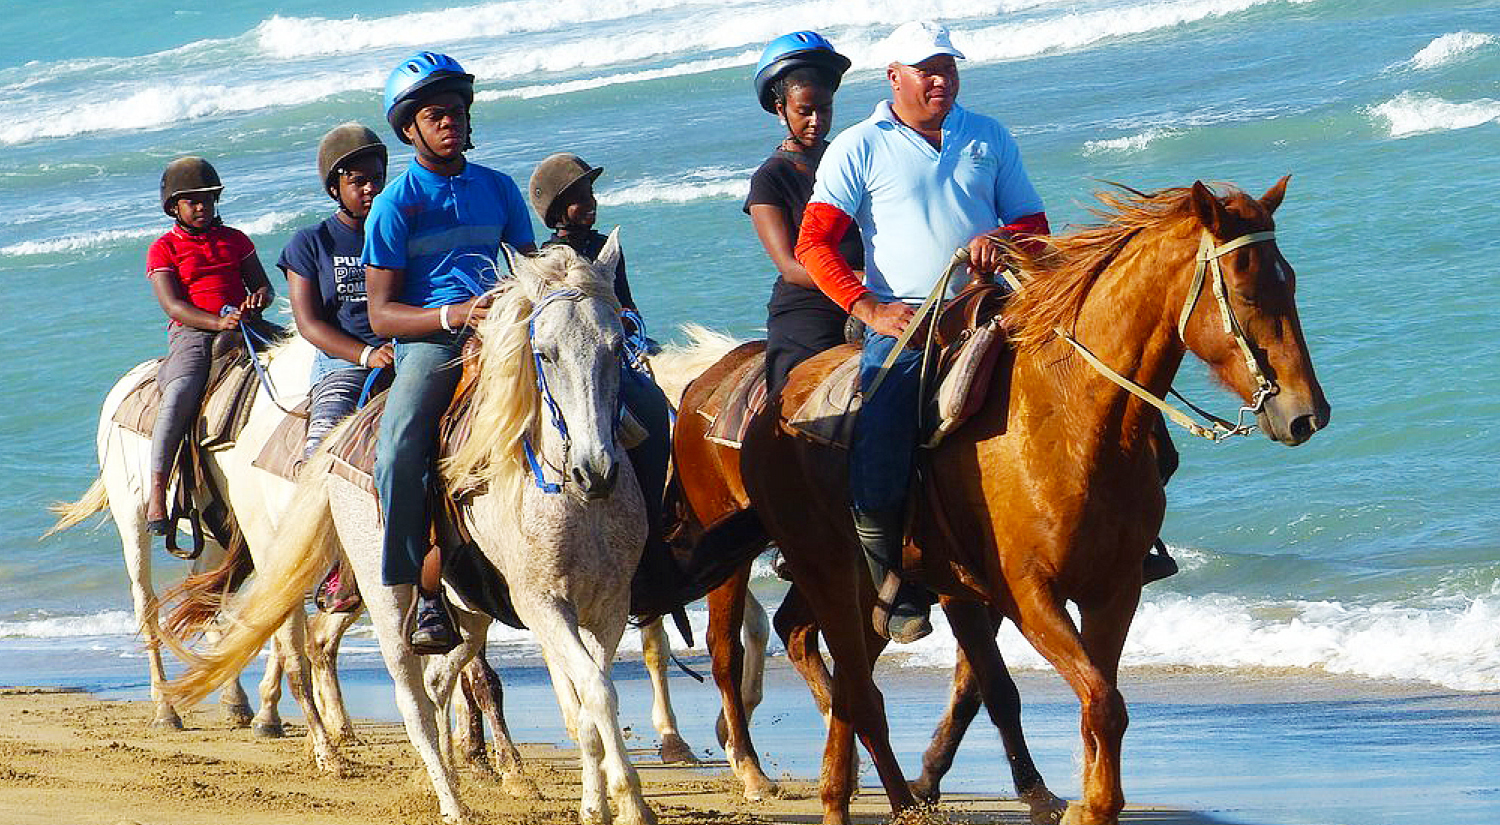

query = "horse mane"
1002;184;1221;352
441;245;620;518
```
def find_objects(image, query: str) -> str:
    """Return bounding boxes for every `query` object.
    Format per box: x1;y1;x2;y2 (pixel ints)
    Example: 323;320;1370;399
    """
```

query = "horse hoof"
150;713;183;731
1059;801;1111;825
501;770;542;799
224;704;254;728
909;778;939;803
1021;786;1069;825
252;722;284;739
658;734;698;765
742;774;778;802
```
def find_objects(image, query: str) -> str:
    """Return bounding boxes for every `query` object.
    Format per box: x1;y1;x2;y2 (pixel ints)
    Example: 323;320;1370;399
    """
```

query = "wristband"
439;304;454;332
358;345;374;368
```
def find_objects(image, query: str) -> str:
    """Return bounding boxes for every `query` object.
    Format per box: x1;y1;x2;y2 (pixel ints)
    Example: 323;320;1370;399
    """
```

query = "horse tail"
651;323;741;404
164;452;338;707
159;534;255;641
42;476;108;538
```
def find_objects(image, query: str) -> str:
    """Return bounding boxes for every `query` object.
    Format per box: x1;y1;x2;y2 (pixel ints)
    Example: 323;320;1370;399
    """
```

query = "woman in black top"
745;32;861;396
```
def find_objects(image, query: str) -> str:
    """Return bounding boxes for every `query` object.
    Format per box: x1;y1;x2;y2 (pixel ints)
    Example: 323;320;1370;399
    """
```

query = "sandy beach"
0;685;1225;825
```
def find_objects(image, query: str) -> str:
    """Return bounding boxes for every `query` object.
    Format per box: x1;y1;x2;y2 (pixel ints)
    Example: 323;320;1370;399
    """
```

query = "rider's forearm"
795;202;869;312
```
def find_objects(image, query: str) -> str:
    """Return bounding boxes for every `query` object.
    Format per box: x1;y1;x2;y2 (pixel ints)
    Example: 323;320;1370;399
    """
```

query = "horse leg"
422;607;487;772
938;600;1066;824
460;652;541;797
739;586;770;723
129;538;183;730
708;565;776;800
306;607;362;744
273;608;347;774
1011;583;1135;825
252;630;287;737
775;585;859;797
640;617;696;764
453;663;488;772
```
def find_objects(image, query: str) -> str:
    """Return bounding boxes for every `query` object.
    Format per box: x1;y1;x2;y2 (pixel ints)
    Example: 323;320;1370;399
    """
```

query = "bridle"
1004;228;1283;442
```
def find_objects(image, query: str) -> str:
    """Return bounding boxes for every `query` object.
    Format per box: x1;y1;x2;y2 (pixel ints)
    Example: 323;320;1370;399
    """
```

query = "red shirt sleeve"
226;227;256;261
795;202;869;312
145;233;176;276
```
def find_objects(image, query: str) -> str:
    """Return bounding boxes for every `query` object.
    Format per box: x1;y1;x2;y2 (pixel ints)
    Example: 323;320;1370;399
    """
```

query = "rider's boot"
145;471;172;536
407;548;459;654
853;507;932;644
1143;537;1178;584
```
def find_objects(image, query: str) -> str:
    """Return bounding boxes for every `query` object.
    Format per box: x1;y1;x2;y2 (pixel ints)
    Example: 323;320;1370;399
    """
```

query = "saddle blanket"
112;356;259;449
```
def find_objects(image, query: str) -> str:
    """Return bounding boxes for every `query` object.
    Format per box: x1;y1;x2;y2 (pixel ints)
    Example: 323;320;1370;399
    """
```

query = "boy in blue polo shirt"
364;51;536;653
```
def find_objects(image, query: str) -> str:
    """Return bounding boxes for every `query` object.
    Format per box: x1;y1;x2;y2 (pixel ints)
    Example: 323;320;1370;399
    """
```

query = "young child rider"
144;157;274;536
279;123;392;462
364;52;536;653
527;153;674;613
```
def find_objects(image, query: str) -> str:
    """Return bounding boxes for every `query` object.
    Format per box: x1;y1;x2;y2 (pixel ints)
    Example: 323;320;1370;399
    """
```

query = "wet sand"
0;686;1220;825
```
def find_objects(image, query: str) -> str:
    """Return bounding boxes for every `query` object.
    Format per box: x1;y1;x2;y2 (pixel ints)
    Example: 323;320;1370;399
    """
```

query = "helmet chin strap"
412;120;473;165
329;182;360;221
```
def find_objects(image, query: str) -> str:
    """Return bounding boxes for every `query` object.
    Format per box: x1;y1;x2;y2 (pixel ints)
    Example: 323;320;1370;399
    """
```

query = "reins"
1001;229;1281;441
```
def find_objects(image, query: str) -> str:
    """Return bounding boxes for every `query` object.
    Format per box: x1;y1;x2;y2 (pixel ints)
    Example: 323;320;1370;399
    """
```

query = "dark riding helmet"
317;123;388;195
160;156;224;216
752;31;851;114
529;153;603;229
383;51;475;144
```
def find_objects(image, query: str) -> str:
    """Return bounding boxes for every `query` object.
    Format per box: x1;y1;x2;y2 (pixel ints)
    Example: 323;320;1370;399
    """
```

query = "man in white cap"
795;20;1050;643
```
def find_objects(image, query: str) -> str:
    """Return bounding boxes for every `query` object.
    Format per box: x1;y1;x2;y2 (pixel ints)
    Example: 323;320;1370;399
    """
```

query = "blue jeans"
375;332;465;586
306;351;377;459
850;328;923;514
620;366;671;533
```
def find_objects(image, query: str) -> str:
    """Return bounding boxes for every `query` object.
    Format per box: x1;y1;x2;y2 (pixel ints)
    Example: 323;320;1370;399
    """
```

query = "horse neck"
1008;224;1200;460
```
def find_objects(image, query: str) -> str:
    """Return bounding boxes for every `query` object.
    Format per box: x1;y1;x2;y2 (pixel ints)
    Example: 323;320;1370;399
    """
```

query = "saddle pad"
325;391;388;495
111;360;165;438
251;397;313;481
110;356;254;448
928;318;1006;447
786;353;861;450
704;355;769;449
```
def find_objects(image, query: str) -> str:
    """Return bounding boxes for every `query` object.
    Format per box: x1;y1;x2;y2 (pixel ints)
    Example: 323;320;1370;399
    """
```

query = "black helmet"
528;153;603;228
752;31;851;114
383;52;475;143
317;123;388;194
160;156;223;215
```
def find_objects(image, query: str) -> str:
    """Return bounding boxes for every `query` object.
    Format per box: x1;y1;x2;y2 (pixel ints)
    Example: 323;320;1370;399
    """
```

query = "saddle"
115;322;286;560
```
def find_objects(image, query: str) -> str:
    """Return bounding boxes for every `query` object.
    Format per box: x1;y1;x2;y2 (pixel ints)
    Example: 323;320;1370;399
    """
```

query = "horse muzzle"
569;455;619;501
1257;392;1331;446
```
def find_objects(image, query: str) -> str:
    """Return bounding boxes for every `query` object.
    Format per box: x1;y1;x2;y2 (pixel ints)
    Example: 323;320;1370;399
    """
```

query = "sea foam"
1;210;304;257
1408;31;1494;71
1082;127;1178;155
597;168;754;206
0;610;137;639
1370;92;1500;138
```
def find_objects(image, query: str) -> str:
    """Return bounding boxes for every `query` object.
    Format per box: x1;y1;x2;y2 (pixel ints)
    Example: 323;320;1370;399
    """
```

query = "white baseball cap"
882;20;966;66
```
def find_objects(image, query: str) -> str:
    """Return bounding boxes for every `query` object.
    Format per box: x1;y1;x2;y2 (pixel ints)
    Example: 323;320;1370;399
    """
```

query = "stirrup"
405;590;460;655
870;569;933;644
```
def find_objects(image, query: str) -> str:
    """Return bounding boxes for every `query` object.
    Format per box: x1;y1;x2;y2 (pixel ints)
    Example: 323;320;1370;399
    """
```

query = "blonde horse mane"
441;244;621;519
1002;184;1226;352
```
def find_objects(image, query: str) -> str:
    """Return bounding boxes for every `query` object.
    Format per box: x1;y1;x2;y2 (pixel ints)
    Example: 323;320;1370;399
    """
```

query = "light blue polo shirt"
363;159;535;308
810;100;1044;303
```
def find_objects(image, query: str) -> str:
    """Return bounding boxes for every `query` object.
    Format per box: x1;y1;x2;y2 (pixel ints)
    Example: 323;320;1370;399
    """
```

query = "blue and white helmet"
383;51;475;142
752;31;851;114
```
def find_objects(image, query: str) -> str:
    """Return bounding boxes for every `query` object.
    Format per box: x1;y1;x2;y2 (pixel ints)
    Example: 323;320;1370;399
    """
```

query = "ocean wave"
1082;126;1178;155
475;54;755;101
893;588;1500;692
1369;92;1500;138
0;610;137;638
1407;31;1494;71
1;210;305;257
597;168;753;206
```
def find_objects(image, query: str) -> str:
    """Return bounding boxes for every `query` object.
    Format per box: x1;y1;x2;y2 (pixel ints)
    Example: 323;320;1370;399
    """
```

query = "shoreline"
0;685;1225;825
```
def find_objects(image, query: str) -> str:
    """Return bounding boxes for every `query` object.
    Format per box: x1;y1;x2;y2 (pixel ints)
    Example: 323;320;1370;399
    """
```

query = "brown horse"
736;178;1329;825
669;340;1065;819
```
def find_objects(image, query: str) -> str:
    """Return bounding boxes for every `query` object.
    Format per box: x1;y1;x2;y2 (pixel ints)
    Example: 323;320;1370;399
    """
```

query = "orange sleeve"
1004;212;1050;257
795;202;869;312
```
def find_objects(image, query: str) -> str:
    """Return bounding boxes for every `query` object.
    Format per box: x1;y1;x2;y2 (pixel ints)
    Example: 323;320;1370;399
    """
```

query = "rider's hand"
367;342;395;369
966;230;1011;278
452;294;494;329
852;295;915;338
215;307;244;331
241;286;272;314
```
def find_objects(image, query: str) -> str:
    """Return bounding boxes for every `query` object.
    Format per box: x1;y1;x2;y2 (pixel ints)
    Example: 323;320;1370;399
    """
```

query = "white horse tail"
42;476;108;538
165;452;338;707
650;323;741;405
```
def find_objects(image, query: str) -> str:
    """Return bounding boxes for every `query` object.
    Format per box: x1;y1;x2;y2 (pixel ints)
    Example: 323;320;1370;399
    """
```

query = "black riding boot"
853;508;932;644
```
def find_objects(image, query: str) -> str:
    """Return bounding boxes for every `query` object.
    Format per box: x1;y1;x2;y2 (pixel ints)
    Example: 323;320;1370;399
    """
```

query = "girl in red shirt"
143;157;273;535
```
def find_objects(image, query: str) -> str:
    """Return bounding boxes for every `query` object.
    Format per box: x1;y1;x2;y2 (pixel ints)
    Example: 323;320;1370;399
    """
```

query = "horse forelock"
1002;184;1226;352
440;245;621;518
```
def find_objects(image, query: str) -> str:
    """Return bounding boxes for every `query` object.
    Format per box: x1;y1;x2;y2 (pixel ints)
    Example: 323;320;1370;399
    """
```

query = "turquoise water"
2;2;1498;822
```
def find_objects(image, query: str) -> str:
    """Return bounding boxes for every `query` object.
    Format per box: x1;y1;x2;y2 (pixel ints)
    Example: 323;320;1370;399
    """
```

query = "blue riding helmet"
383;51;476;143
752;31;851;114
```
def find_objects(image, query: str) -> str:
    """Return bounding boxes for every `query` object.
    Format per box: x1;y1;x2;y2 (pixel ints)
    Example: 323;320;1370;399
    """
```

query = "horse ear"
1260;175;1290;214
1189;181;1226;237
596;226;622;275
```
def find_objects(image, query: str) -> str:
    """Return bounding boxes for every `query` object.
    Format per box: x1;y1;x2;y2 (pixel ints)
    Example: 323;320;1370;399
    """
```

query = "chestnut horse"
670;336;1065;820
737;179;1329;825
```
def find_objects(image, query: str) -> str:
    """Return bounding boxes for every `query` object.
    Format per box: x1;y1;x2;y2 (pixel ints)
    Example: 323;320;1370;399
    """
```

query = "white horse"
169;234;660;825
45;333;354;771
